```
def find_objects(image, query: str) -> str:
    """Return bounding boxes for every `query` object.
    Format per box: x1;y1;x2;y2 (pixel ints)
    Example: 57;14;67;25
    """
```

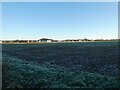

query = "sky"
2;2;118;40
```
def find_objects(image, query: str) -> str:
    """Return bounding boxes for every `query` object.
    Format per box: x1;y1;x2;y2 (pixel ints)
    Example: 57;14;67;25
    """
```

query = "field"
2;42;120;88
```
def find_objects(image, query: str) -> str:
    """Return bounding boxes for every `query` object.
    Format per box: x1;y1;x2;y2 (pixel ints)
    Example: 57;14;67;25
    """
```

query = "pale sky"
2;2;118;40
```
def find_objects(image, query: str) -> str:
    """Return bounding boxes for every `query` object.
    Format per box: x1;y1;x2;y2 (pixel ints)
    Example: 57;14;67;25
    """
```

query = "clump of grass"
34;79;51;88
7;83;23;88
68;72;119;88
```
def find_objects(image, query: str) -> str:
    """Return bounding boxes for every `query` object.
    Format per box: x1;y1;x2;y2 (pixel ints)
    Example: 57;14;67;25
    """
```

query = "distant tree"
16;39;19;42
84;37;88;41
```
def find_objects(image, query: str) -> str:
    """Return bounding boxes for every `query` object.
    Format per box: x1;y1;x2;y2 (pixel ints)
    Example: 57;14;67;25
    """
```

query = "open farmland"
2;42;120;88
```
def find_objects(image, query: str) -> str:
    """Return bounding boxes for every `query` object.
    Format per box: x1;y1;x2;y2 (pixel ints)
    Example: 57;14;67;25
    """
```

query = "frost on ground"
2;54;119;88
2;42;120;88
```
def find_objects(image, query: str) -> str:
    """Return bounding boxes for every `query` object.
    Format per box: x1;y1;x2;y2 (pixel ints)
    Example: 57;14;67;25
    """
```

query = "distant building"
38;38;53;43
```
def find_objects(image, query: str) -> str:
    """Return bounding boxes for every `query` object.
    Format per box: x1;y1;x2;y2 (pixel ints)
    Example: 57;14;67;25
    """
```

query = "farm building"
38;38;53;43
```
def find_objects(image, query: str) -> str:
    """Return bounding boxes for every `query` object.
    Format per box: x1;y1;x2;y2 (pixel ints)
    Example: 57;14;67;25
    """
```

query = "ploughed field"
2;42;120;88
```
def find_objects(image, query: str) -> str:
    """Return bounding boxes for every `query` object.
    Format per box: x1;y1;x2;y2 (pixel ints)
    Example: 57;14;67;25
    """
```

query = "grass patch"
2;54;120;88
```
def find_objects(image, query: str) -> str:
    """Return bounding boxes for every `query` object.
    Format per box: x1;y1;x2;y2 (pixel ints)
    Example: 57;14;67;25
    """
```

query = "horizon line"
0;38;119;41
